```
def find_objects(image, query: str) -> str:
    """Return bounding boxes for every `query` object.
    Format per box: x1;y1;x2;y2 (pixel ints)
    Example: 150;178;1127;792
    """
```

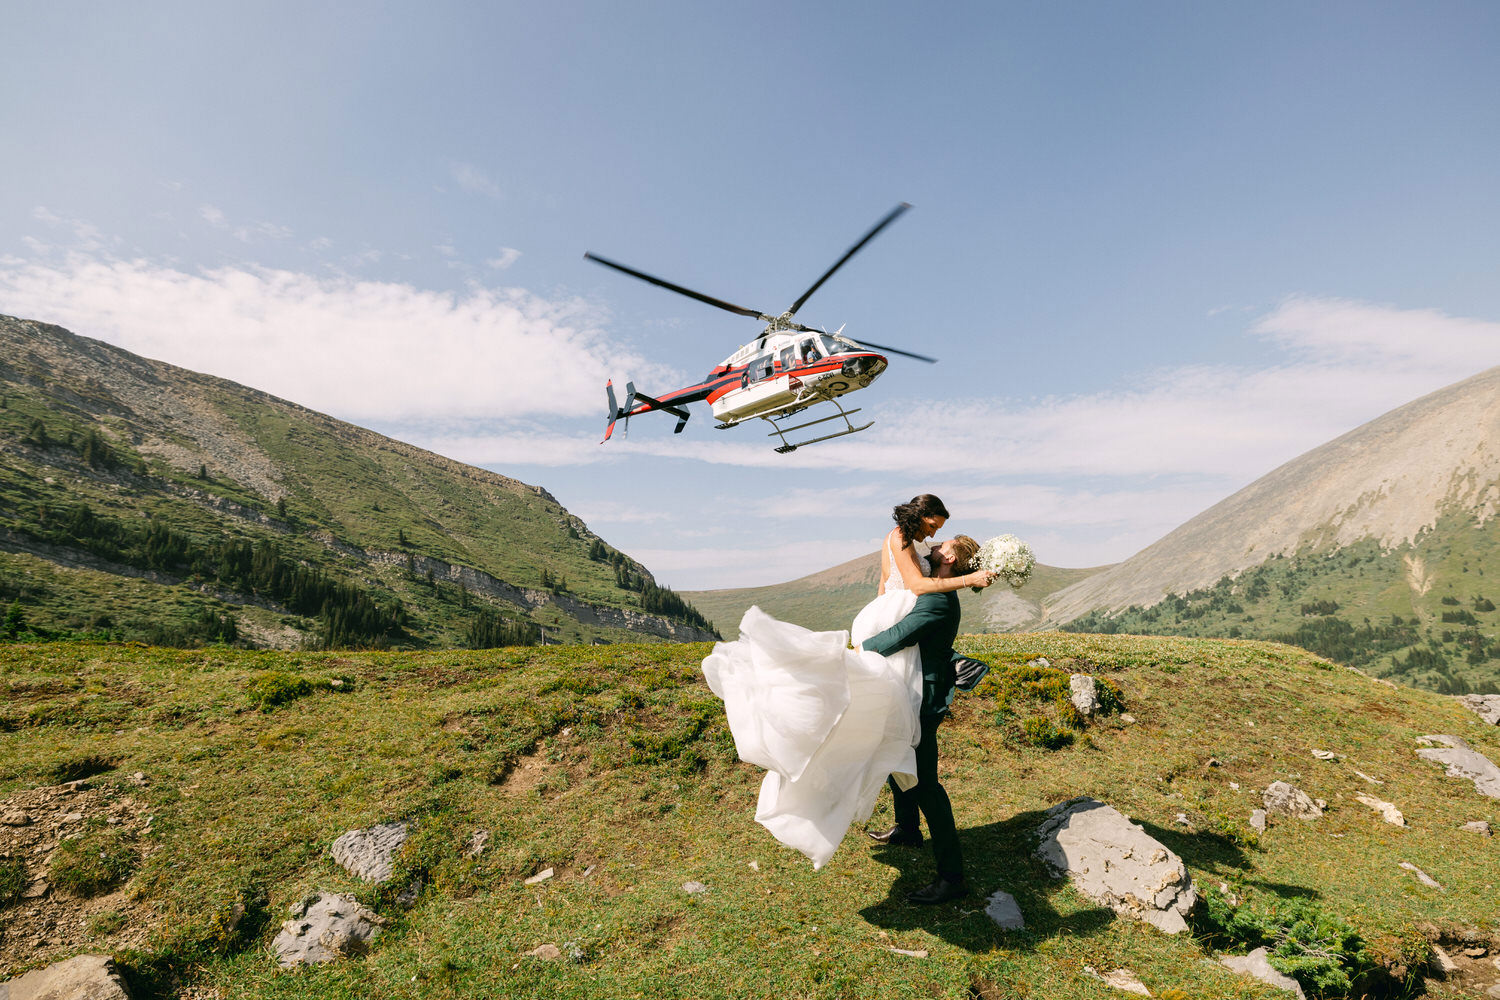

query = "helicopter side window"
778;347;796;370
749;356;774;382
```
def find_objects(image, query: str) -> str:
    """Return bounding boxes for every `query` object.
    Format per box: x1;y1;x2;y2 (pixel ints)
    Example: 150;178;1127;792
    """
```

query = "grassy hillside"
683;552;1101;640
3;636;1495;998
0;317;716;648
1064;510;1500;694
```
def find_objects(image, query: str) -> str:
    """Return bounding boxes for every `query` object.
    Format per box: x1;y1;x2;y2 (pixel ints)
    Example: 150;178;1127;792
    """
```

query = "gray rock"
1262;781;1323;819
1457;694;1500;725
1416;735;1500;799
1070;674;1100;716
1462;820;1492;836
1398;861;1443;889
2;954;132;999
1310;749;1339;761
1249;809;1267;832
682;881;710;895
1221;947;1307;999
1487;984;1500;1000
984;890;1024;930
272;892;383;968
1035;797;1196;934
330;821;409;883
526;943;562;960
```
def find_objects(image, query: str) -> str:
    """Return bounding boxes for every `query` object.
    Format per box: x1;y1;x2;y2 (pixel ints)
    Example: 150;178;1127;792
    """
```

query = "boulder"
984;890;1025;930
1461;820;1492;836
1416;736;1500;799
331;821;409;882
1262;781;1323;819
1457;694;1500;725
1069;674;1099;716
272;893;384;968
1;954;131;999
1035;797;1196;934
1220;947;1307;999
1249;809;1267;832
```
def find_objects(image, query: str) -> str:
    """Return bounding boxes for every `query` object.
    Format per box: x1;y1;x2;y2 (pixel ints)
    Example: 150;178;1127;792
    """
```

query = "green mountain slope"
683;549;1104;640
2;636;1495;996
1064;510;1500;694
0;315;717;648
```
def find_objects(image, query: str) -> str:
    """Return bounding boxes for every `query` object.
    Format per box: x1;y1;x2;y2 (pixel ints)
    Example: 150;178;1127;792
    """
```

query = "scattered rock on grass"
0;953;131;1000
1399;861;1443;889
1461;820;1492;836
465;829;489;857
1084;965;1151;995
1262;781;1323;819
526;943;562;960
683;881;710;895
984;890;1024;930
331;821;409;883
272;893;383;968
1416;736;1500;799
523;867;555;885
1354;794;1405;826
1221;947;1307;999
1069;674;1099;717
1035;797;1196;935
1311;749;1339;761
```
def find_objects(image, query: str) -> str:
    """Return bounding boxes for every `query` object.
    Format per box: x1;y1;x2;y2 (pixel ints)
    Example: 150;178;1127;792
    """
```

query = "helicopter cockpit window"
820;334;850;355
800;339;822;362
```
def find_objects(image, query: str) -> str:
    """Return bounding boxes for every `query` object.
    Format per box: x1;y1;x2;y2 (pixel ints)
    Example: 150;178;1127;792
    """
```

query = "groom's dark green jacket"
862;591;960;717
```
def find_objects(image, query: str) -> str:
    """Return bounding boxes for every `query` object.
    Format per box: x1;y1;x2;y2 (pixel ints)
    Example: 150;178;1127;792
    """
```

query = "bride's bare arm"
894;538;992;594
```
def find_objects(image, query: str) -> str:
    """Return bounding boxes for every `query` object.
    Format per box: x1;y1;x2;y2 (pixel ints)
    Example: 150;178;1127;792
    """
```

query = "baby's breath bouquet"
978;534;1035;588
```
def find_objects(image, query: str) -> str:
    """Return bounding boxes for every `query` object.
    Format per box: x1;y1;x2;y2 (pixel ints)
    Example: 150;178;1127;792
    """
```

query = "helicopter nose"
841;354;887;378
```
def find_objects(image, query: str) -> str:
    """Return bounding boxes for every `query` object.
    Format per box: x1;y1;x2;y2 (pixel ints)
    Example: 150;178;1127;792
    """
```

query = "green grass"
2;634;1496;997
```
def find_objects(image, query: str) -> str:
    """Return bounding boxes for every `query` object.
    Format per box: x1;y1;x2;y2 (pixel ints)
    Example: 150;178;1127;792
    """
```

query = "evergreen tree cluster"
18;502;404;648
588;537;716;634
465;608;539;649
19;418;117;469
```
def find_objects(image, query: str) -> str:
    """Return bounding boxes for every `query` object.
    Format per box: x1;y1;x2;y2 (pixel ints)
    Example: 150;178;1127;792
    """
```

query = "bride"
701;494;993;868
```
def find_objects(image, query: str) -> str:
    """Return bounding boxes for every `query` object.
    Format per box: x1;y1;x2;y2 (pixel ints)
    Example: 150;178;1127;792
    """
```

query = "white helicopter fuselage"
706;331;888;426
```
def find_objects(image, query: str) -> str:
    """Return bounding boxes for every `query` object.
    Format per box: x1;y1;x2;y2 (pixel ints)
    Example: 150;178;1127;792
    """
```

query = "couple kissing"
702;493;998;906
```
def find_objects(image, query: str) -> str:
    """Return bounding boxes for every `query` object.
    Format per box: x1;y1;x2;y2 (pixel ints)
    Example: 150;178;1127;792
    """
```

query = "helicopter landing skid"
764;398;872;453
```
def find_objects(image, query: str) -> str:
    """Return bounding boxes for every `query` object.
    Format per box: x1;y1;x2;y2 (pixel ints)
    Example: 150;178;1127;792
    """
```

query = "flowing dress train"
700;538;928;868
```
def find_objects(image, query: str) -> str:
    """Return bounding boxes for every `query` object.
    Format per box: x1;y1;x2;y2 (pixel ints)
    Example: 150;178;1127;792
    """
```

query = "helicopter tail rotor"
603;379;640;443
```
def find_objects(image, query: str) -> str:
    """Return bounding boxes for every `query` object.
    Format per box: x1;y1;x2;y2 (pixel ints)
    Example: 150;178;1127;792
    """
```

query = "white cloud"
199;204;227;227
0;250;666;423
486;248;522;270
450;162;502;200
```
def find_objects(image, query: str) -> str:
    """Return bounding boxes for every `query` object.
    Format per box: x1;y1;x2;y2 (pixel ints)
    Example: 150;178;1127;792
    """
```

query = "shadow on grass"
858;803;1322;953
857;808;1116;952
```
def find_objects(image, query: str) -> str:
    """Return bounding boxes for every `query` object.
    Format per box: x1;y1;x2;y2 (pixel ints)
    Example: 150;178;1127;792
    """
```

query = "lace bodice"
884;532;931;593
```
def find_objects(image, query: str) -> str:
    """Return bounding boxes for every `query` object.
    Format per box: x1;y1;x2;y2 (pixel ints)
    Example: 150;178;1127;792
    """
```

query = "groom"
860;537;992;905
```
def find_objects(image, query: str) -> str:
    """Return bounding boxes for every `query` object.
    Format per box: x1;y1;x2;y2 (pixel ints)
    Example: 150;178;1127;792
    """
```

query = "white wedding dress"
701;536;928;868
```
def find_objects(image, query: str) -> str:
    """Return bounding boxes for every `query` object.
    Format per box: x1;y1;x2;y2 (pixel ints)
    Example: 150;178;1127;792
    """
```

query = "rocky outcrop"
0;953;131;999
331;822;409;883
1457;694;1500;725
1035;798;1196;934
272;893;384;968
1069;674;1100;716
1416;735;1500;799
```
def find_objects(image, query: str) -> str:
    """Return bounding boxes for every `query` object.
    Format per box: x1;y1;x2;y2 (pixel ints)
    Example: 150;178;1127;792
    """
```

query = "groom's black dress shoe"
866;825;923;847
907;876;969;905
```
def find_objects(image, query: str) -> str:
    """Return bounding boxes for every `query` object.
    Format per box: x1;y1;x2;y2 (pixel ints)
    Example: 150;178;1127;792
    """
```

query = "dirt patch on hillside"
0;779;158;977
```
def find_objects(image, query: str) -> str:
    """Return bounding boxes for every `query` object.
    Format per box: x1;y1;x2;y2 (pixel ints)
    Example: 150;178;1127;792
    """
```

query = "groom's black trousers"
888;712;963;881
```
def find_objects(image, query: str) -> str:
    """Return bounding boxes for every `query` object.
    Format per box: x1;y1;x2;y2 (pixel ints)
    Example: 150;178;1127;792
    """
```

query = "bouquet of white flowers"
978;534;1035;588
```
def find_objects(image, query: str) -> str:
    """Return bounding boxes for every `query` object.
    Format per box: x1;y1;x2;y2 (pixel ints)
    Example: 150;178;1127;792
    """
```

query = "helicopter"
587;203;936;454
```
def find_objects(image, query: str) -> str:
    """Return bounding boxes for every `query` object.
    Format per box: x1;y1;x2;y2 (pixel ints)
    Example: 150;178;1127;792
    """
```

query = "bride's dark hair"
892;494;950;547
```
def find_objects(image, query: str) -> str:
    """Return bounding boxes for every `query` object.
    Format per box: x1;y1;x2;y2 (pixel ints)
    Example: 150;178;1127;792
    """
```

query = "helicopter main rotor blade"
786;202;911;317
584;252;769;321
844;337;938;364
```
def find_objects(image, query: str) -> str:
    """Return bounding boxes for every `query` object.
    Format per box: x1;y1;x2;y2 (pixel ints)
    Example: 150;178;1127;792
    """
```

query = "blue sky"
4;2;1500;589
